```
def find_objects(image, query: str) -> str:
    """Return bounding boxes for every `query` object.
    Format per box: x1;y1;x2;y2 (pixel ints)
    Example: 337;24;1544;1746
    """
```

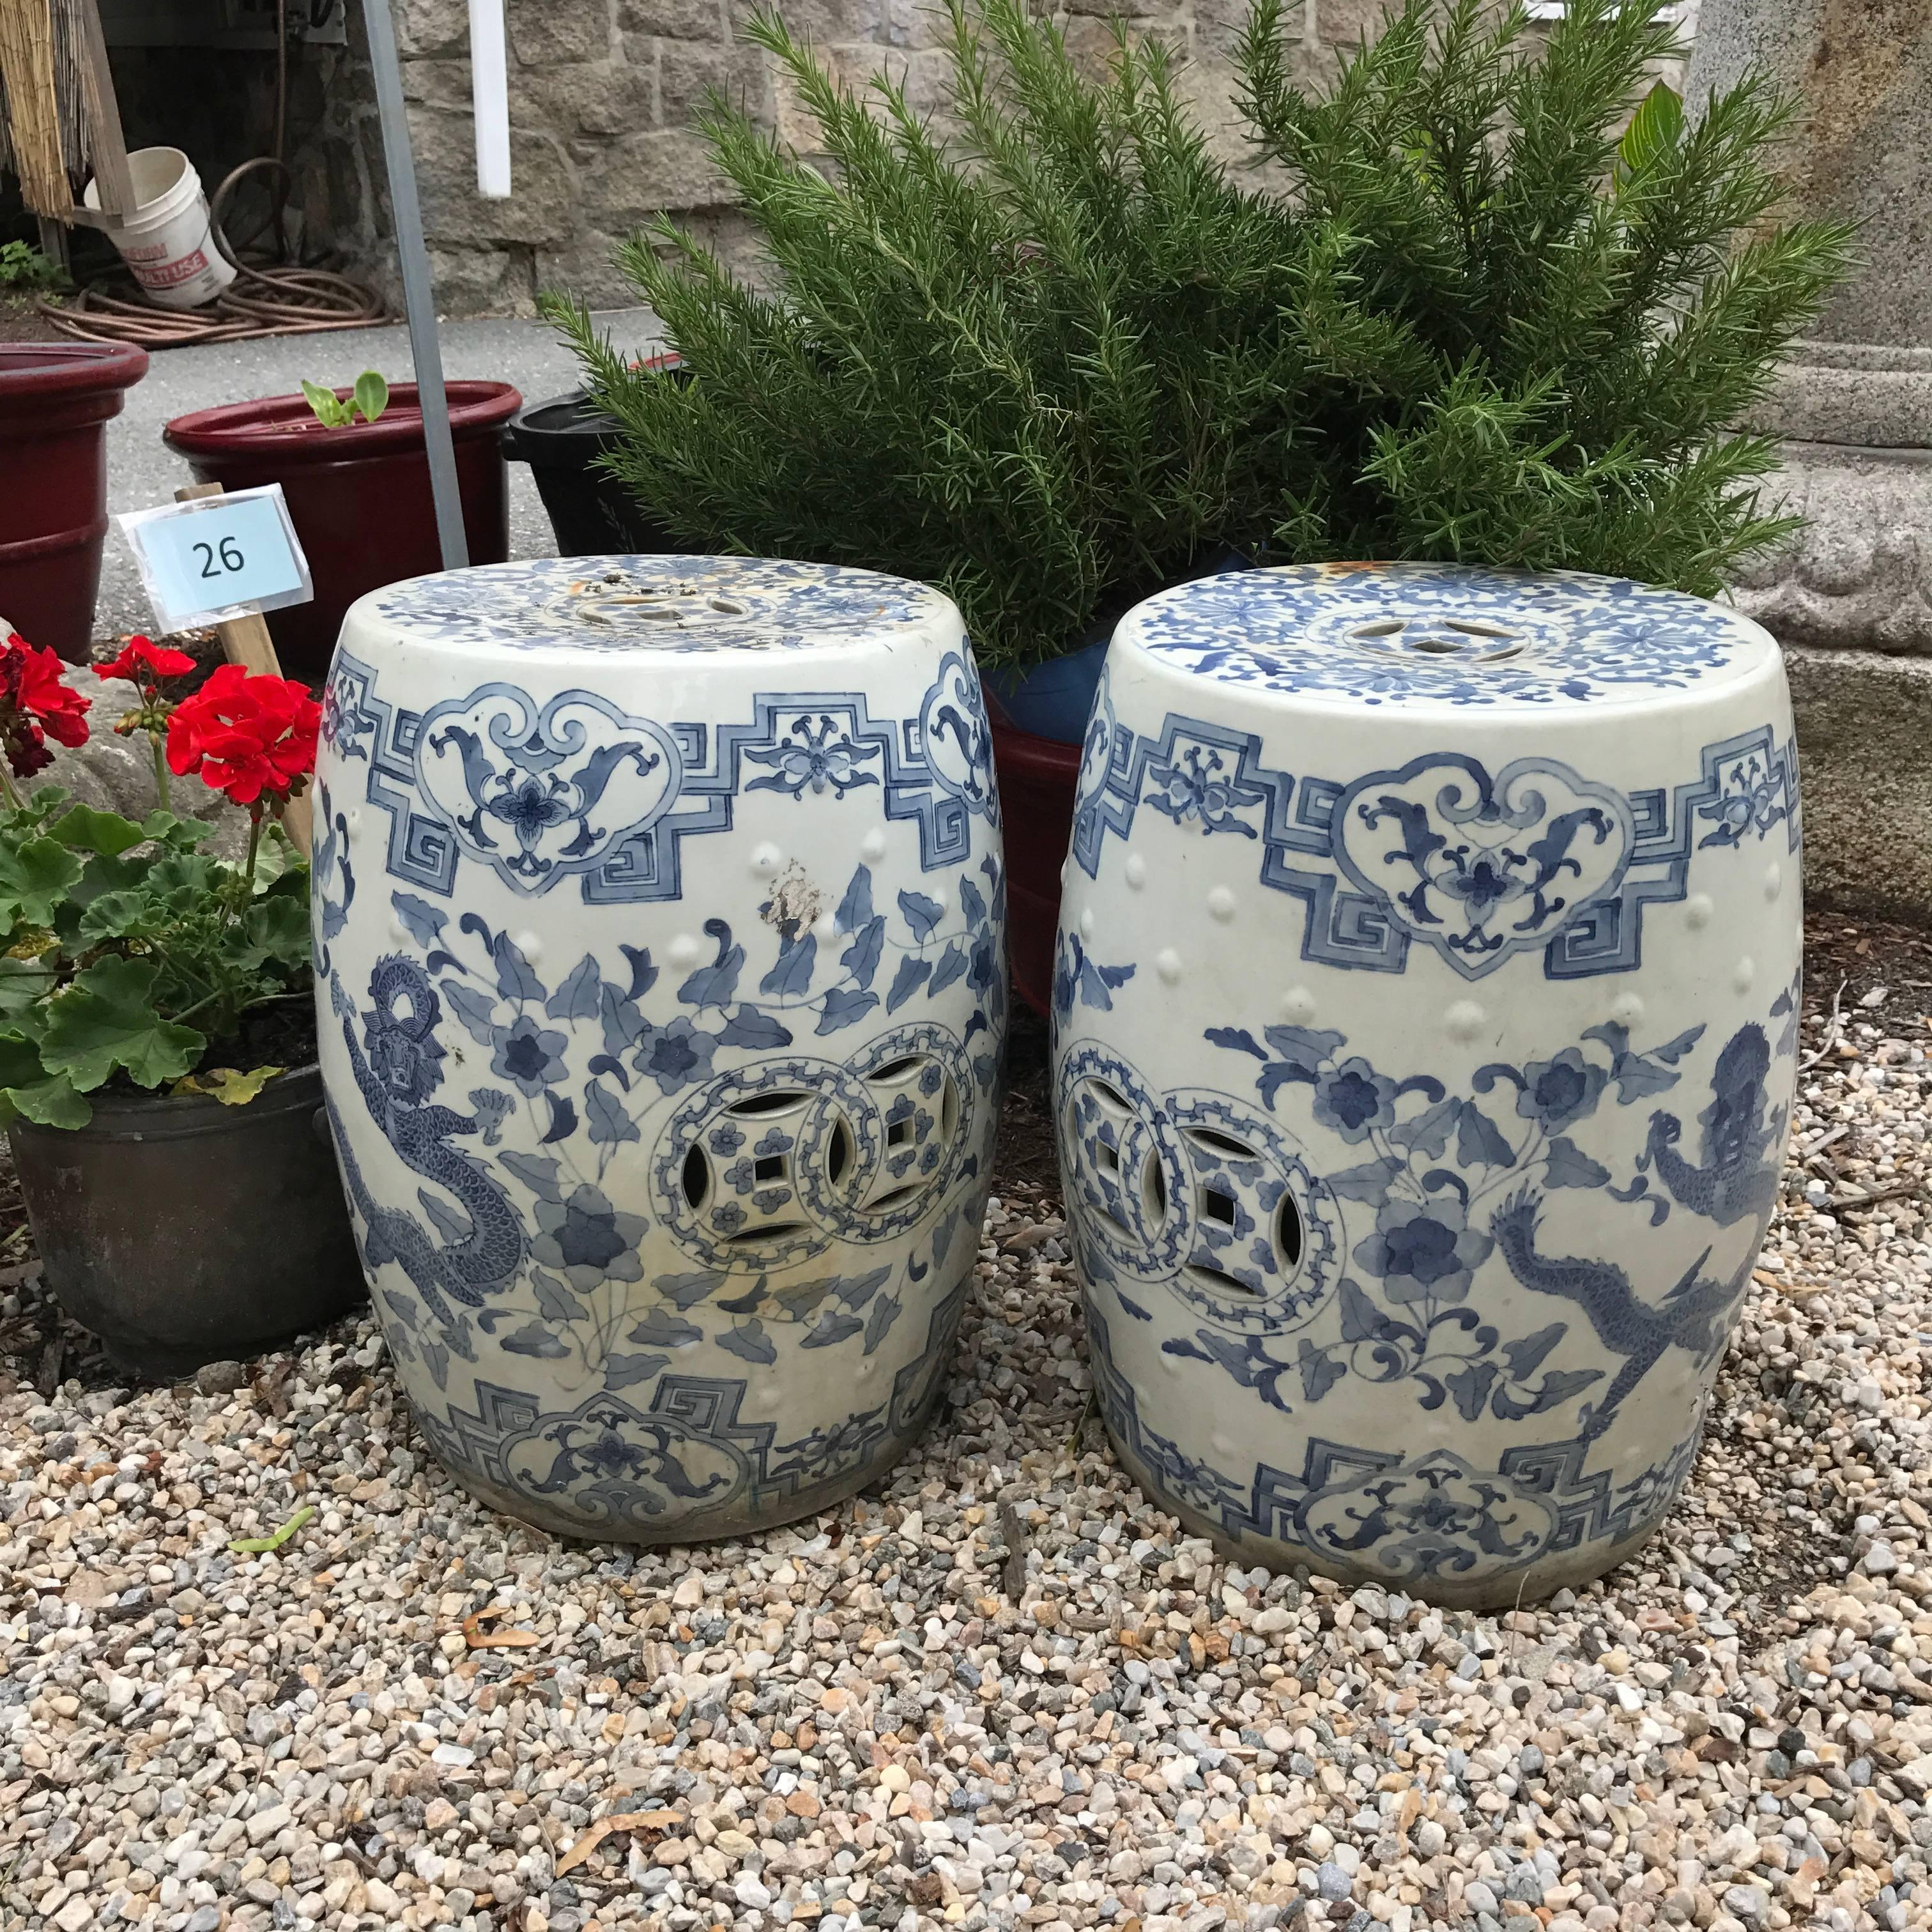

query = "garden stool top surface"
1117;562;1778;712
350;555;958;659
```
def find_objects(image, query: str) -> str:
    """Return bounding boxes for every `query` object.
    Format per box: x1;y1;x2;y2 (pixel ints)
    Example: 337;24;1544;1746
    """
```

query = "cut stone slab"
1784;643;1932;916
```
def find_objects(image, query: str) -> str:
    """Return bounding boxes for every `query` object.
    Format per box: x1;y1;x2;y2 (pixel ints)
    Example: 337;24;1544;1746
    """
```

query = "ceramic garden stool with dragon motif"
312;556;1006;1540
1054;564;1799;1607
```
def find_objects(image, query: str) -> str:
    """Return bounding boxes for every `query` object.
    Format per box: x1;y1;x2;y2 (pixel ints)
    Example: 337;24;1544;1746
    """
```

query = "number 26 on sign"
117;485;314;634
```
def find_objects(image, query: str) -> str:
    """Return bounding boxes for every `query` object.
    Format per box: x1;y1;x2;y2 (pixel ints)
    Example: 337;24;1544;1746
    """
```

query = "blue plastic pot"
982;637;1112;744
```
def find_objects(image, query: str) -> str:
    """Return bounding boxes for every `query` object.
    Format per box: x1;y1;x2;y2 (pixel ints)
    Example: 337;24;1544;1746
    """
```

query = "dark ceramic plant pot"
0;342;150;662
502;358;696;558
10;1064;365;1379
161;381;523;679
988;712;1082;1020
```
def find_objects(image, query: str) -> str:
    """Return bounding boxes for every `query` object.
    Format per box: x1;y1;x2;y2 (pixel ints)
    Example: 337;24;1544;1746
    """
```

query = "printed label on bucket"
117;486;314;633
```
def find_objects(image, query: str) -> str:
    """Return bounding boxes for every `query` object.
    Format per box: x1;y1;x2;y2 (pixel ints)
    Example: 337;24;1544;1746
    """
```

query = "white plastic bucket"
83;147;238;312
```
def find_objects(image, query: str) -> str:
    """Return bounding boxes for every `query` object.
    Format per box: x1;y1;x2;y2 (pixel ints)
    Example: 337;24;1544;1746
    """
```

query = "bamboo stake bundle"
0;0;90;215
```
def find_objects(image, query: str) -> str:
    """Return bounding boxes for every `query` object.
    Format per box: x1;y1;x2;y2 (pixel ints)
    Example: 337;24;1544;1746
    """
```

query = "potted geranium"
542;0;1846;1014
0;629;361;1377
161;368;523;678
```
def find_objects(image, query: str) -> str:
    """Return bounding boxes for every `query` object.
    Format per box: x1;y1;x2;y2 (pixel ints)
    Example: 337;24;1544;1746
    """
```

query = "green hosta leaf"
353;369;390;423
50;804;147;857
0;837;84;927
171;1064;283;1106
39;955;206;1092
1618;80;1683;181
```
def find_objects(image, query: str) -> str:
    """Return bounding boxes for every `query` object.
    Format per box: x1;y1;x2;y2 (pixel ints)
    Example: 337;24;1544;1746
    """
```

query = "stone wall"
291;0;1693;319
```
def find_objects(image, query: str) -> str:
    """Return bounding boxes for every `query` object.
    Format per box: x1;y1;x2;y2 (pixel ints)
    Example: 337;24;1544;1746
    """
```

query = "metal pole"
363;0;469;571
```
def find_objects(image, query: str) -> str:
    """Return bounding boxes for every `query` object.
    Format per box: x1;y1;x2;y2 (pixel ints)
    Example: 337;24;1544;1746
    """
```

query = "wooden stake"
172;482;314;856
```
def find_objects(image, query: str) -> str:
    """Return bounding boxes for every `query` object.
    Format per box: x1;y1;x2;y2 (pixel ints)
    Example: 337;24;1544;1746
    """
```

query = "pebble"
0;976;1929;1932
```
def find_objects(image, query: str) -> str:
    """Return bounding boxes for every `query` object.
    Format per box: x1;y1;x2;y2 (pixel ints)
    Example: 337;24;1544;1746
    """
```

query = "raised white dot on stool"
1211;1431;1236;1456
1443;1000;1487;1043
861;829;887;861
668;933;700;968
512;931;542;962
1156;948;1183;984
347;808;362;830
1610;992;1646;1027
751;841;782;873
813;911;839;941
1080;907;1097;940
1685;893;1714;930
1733;955;1756;992
1208;887;1237;922
1765;861;1782;901
1280;986;1317;1023
1124;853;1147;889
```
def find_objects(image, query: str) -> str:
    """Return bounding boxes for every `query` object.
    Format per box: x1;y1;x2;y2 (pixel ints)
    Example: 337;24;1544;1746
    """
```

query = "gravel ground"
2;921;1931;1932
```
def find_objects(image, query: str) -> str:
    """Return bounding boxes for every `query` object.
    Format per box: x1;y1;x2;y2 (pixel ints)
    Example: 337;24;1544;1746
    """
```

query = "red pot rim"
0;341;150;401
988;710;1084;774
162;380;523;462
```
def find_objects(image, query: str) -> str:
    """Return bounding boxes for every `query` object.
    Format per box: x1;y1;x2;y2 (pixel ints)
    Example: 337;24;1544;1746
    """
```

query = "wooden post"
172;482;314;857
72;0;134;218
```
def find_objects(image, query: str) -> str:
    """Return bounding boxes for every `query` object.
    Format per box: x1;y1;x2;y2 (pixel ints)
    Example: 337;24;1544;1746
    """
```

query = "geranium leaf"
39;955;204;1091
49;804;146;857
0;836;83;927
1;1072;90;1129
240;894;312;970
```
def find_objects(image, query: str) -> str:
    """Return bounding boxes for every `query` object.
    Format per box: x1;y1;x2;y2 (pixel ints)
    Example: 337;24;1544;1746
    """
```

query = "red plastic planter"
162;381;523;678
0;342;150;662
989;712;1082;1020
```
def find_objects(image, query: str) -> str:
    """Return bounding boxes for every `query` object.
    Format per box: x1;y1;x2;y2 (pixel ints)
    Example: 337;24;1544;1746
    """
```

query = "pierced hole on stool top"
871;1055;922;1082
1183;1262;1264;1300
754;1154;785;1182
870;1184;916;1213
1277;1189;1305;1269
1203;1186;1237;1226
731;1089;808;1117
1098;1140;1121;1174
682;1145;710;1209
1350;619;1404;640
709;597;748;615
887;1117;912;1147
1407;636;1465;654
1187;1125;1257;1162
1482;642;1526;662
1088;1079;1131;1114
1444;618;1517;640
940;1075;960;1144
827;1119;853;1186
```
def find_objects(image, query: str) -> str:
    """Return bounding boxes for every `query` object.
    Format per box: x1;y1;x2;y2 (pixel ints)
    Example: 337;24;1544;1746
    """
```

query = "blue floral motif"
1142;742;1264;838
743;713;882;799
491;1015;569;1096
1122;563;1762;708
1515;1046;1609;1131
1311;1057;1397;1143
1354;1195;1494;1306
531;1184;649;1294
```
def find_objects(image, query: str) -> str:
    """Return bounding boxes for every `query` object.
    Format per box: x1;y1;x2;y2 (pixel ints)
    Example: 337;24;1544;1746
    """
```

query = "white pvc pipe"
469;0;512;199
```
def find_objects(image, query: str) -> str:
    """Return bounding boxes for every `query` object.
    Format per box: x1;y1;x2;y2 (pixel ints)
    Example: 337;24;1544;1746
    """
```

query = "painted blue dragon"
332;956;526;1353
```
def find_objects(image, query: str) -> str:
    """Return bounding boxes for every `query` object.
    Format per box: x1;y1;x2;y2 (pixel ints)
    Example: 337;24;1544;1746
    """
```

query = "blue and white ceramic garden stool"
312;556;1006;1540
1054;564;1799;1607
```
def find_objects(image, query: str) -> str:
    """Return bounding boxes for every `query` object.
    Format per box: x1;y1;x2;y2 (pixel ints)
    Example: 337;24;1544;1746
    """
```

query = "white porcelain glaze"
312;556;1006;1540
1053;564;1800;1606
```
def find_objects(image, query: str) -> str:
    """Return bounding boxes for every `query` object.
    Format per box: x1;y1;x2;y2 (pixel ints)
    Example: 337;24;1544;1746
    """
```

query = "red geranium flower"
0;631;90;786
102;635;197;685
166;663;321;809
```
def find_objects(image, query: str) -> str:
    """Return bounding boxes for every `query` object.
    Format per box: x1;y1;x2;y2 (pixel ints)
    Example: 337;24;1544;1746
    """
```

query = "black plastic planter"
10;1065;365;1379
503;358;697;559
